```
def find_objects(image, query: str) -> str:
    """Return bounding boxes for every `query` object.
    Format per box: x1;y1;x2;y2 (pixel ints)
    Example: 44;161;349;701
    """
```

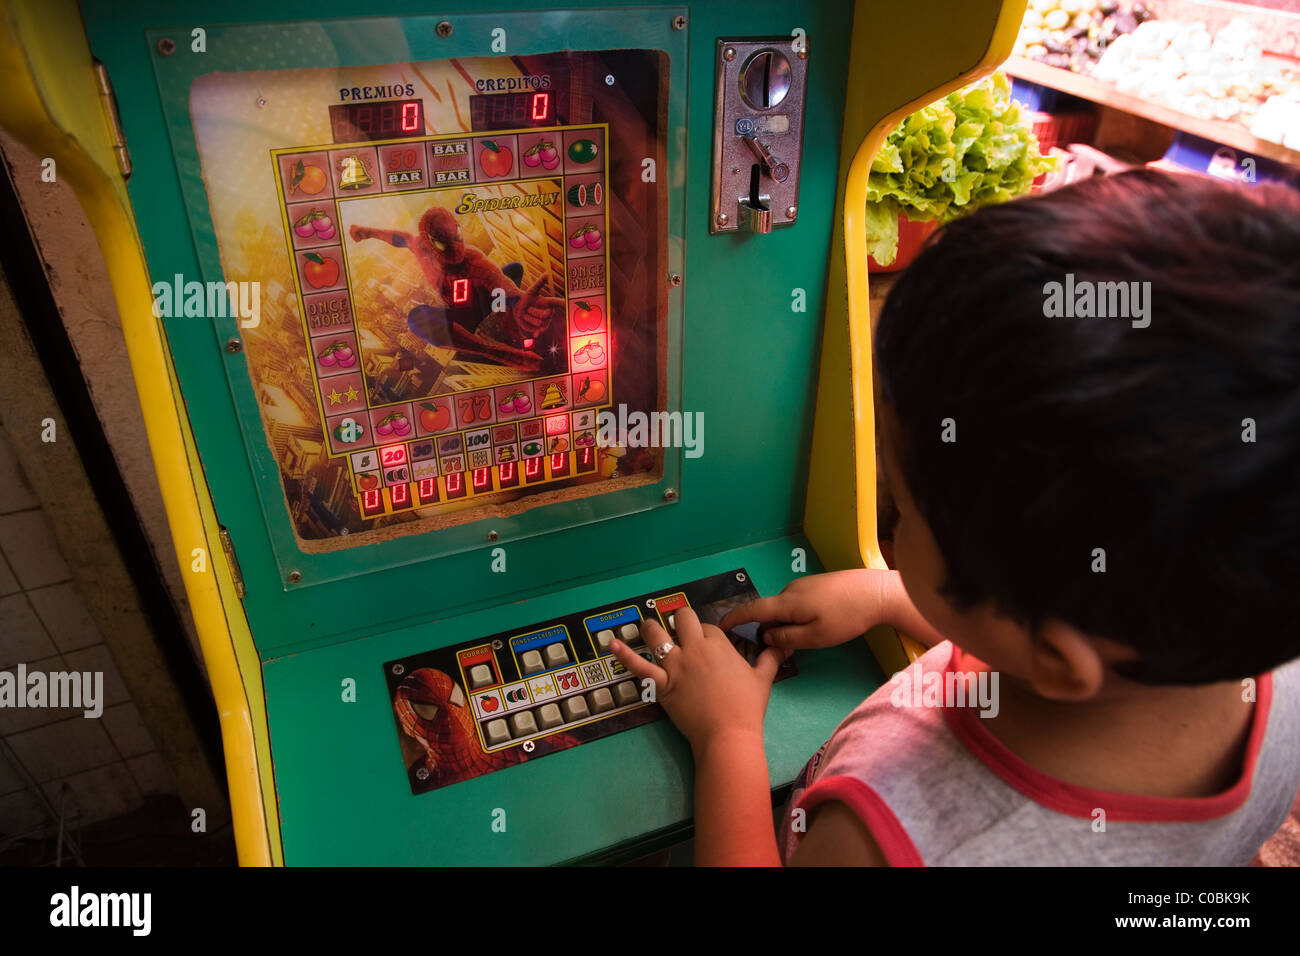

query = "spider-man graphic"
349;207;564;372
394;667;576;789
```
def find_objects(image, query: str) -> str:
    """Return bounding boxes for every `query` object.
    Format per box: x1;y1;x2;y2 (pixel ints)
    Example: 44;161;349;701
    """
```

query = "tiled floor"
0;421;175;851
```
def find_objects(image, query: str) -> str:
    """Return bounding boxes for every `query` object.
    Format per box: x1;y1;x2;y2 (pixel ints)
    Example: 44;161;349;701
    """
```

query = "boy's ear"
1026;620;1107;701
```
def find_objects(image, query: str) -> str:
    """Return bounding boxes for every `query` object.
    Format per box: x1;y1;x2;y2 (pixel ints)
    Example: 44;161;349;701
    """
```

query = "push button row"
595;622;641;652
520;641;570;675
482;680;642;746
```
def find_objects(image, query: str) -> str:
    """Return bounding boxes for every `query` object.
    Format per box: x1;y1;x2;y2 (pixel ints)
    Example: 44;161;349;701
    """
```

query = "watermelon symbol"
566;182;603;208
505;687;528;703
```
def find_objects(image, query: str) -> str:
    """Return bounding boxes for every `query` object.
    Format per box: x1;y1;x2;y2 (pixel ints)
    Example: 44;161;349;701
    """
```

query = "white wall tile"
0;425;40;515
0;787;47;836
101;703;155;759
126;752;175;796
26;582;102;653
0;593;55;668
6;716;118;783
0;510;71;589
0;552;18;596
63;644;130;709
42;763;142;827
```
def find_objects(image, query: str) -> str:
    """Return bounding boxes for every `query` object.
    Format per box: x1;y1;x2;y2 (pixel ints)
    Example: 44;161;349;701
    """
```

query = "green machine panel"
78;0;885;864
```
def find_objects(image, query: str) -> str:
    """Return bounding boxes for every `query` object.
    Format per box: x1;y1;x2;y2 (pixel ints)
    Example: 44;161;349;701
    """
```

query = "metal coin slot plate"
710;36;809;234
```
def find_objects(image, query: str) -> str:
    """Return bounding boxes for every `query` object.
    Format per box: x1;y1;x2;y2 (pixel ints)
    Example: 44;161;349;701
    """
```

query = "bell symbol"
338;155;374;190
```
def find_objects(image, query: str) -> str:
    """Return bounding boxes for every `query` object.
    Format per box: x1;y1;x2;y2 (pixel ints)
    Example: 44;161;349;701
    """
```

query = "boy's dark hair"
875;169;1300;684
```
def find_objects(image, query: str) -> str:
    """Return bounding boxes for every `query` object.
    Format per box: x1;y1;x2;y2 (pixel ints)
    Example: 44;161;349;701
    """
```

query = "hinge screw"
672;15;687;30
435;21;452;38
663;488;677;501
225;338;242;353
723;47;736;61
156;38;176;56
287;570;302;585
668;273;682;287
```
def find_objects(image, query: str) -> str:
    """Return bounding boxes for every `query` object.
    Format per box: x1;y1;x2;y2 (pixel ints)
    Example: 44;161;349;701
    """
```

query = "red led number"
418;478;437;500
531;92;550;122
402;101;420;132
363;489;382;510
525;457;543;478
473;467;492;490
499;462;515;482
446;473;463;494
452;278;470;304
390;483;409;505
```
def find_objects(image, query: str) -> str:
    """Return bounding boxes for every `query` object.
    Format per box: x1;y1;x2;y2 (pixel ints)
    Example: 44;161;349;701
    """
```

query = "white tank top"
780;641;1300;865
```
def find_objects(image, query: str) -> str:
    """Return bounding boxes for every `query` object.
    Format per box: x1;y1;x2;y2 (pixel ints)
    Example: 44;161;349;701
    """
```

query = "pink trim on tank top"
796;776;925;866
943;644;1273;822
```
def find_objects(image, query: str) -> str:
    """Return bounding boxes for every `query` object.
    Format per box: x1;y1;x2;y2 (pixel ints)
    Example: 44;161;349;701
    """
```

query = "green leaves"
865;72;1060;265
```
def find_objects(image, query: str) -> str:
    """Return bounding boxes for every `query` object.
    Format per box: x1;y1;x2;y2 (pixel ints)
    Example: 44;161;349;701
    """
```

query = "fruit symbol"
333;418;365;443
505;686;528;703
358;473;379;490
376;410;412;437
498;390;532;415
418;401;452;432
317;340;356;368
568;224;603;250
571;300;603;333
566;182;603;208
522;441;542;457
289;160;327;195
337;154;375;190
567;138;599;164
294;209;336;241
575;431;595;447
577;375;606;404
548;436;569;453
522;140;561;170
479;695;500;713
303;252;340;289
478;140;513;177
572;340;605;366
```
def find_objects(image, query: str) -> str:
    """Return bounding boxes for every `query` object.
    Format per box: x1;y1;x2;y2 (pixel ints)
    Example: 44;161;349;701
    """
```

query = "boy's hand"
717;569;891;651
609;608;786;751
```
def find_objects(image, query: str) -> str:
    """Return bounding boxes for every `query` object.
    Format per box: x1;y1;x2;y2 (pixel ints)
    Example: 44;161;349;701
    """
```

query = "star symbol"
345;385;359;402
327;388;343;406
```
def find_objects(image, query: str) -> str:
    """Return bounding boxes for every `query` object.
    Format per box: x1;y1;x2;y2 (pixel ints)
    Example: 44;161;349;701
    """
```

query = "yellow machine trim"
805;0;1028;674
0;0;280;865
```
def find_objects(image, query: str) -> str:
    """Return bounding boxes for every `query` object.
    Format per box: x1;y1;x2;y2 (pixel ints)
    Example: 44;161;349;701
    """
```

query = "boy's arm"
788;802;888;866
691;730;782;866
349;224;417;247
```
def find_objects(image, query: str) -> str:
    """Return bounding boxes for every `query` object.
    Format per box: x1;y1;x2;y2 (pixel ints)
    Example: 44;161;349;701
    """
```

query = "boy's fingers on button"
717;596;786;632
610;639;668;687
762;625;809;649
672;607;703;639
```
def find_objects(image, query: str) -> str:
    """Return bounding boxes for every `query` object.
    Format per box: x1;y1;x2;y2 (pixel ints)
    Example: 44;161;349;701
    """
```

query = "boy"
609;169;1300;865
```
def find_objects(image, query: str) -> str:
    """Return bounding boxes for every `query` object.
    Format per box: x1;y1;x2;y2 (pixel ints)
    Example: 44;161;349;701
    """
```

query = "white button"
619;623;640;643
536;703;563;730
543;643;569;667
666;614;676;631
468;664;494;689
561;696;590;722
485;719;510;746
587;687;614;714
521;650;544;675
509;710;538;739
596;629;615;651
612;681;639;707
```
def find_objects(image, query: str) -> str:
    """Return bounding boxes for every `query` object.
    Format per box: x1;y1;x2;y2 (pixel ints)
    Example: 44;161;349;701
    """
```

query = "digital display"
469;91;555;131
329;99;424;142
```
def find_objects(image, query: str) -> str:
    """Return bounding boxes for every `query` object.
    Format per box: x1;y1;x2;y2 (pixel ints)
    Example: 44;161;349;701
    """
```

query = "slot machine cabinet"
0;0;1027;864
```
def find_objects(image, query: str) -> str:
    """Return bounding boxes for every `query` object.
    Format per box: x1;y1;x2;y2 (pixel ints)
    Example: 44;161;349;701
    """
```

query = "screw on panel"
723;47;736;61
668;273;682;287
786;206;798;219
415;767;429;780
736;572;747;582
392;663;405;676
672;15;687;30
716;213;729;227
225;338;242;353
156;38;176;56
487;530;499;542
663;488;677;501
287;570;302;584
435;21;453;38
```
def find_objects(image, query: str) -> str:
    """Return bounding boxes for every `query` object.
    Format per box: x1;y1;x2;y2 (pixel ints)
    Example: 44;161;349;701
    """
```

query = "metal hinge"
218;527;246;599
92;60;132;179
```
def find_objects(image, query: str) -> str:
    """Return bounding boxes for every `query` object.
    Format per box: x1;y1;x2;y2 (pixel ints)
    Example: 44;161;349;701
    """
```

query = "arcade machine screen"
177;46;671;571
